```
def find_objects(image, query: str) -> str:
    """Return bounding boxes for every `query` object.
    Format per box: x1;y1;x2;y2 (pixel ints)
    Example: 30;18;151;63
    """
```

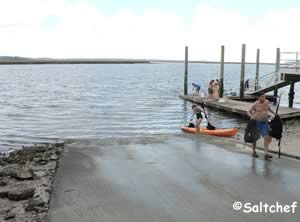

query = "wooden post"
274;48;280;104
296;52;299;72
255;49;260;91
240;44;246;99
184;46;188;95
288;81;295;108
220;45;225;98
275;48;280;73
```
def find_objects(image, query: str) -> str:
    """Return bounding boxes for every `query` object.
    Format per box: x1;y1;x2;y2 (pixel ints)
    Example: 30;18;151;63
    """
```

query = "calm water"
0;63;298;151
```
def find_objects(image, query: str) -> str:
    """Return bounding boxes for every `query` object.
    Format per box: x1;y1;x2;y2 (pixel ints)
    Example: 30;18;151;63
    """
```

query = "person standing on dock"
247;93;276;160
245;79;250;90
208;80;214;99
213;79;220;100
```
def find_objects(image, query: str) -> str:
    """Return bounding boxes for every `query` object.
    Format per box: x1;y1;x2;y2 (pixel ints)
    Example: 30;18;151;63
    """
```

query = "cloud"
0;0;299;62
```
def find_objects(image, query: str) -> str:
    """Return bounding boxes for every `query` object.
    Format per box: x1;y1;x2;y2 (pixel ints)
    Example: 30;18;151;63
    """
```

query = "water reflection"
250;156;279;178
251;158;258;176
263;161;272;177
182;100;188;124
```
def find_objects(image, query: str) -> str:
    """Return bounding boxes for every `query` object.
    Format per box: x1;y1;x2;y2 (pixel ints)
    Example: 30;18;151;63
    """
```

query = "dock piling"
275;48;280;74
255;49;260;91
274;48;280;104
220;45;225;98
184;46;188;95
240;44;246;99
289;81;295;108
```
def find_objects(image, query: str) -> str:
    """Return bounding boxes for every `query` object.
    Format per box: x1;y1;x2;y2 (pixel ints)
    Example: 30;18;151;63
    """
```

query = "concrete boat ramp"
49;136;300;222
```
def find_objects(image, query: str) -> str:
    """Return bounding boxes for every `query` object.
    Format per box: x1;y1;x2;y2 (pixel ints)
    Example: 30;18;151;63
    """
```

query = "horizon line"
0;56;275;65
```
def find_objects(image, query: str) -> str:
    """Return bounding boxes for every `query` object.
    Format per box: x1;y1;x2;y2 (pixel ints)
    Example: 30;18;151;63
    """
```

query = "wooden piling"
255;49;260;91
275;48;280;73
220;45;225;98
274;48;280;104
184;46;188;95
289;81;295;108
240;44;246;99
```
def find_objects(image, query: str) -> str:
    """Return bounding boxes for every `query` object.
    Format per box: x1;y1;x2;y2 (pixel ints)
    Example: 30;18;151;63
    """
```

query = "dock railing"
246;71;278;93
280;52;300;74
245;51;300;93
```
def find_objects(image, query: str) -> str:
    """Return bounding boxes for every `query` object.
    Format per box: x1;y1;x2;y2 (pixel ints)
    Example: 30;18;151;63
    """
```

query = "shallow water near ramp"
0;62;298;151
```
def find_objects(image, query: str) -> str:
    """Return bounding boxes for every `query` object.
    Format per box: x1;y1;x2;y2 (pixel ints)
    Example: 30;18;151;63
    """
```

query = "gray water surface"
1;63;297;150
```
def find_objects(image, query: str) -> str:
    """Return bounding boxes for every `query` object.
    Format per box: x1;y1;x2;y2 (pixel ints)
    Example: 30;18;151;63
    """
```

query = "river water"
0;63;298;151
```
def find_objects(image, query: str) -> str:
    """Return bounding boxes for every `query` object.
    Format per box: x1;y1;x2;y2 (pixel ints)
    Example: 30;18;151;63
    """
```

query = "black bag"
269;115;283;140
207;122;216;130
188;123;195;128
244;119;260;143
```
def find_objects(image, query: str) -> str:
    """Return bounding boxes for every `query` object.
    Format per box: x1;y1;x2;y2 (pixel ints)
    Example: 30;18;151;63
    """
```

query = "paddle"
275;92;282;113
273;92;283;158
200;103;216;130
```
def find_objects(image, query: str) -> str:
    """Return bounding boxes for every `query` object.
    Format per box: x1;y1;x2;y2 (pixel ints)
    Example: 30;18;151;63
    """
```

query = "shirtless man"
247;93;276;160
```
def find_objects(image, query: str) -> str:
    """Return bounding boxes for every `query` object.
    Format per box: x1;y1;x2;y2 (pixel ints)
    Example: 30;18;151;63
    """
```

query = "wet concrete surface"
48;136;300;222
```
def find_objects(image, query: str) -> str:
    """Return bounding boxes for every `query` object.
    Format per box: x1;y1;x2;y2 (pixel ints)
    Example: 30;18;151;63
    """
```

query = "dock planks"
179;95;300;120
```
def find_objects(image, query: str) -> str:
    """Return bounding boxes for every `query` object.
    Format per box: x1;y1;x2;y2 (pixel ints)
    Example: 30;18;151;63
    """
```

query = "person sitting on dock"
192;83;201;96
247;93;276;160
191;104;205;131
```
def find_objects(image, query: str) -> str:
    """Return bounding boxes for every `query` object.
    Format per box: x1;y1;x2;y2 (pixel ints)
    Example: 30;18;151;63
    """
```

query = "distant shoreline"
0;56;275;65
152;60;275;65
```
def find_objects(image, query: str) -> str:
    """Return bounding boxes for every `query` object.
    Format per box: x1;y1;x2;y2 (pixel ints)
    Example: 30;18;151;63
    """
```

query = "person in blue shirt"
192;83;201;96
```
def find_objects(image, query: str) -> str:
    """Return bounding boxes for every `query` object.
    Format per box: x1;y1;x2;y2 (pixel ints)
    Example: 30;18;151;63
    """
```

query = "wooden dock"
227;95;276;102
180;95;300;120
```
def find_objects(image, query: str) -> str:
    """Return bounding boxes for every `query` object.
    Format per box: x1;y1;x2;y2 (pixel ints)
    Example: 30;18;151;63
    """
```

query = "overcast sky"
1;0;299;62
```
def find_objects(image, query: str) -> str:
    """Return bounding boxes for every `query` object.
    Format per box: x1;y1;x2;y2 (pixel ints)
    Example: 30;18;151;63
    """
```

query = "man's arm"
247;103;255;118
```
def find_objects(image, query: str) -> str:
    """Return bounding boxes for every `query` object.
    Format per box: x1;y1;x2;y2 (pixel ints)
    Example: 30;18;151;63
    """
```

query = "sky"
1;0;300;62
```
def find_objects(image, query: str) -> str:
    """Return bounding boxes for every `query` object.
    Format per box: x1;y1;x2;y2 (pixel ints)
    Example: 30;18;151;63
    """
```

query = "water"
0;63;298;151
